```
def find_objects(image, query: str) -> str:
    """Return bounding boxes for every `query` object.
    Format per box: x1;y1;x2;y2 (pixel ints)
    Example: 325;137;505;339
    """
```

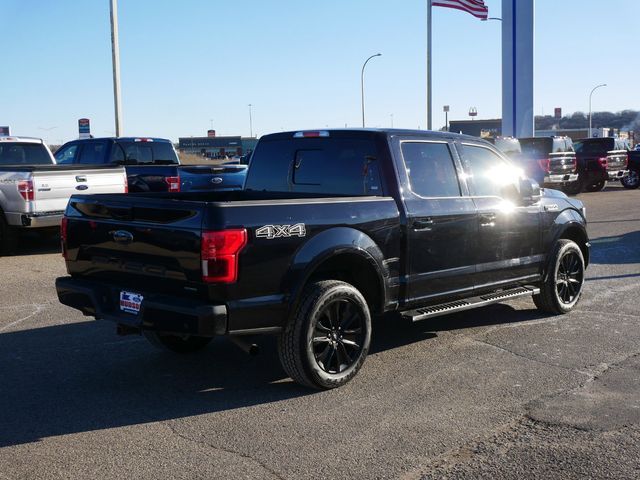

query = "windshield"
111;141;179;164
574;138;614;155
0;142;53;166
519;138;552;158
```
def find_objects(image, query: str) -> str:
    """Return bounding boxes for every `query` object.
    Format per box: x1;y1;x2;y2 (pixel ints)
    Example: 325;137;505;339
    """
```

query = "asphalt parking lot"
0;186;639;479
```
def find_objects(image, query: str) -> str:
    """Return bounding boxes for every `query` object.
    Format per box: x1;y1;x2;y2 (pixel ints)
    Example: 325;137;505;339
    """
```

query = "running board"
402;286;540;322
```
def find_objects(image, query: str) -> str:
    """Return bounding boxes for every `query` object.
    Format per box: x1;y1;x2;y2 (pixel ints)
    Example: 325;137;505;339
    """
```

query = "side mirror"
519;177;541;206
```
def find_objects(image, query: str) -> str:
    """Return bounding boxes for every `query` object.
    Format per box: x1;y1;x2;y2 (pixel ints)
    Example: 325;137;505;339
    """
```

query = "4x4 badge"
256;223;306;239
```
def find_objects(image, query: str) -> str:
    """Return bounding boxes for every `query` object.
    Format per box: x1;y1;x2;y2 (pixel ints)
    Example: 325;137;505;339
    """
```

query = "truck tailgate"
548;152;576;175
33;167;126;213
64;195;205;293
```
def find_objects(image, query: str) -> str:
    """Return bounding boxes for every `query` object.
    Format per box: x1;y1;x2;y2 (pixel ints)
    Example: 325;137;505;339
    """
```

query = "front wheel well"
305;253;384;315
559;226;590;266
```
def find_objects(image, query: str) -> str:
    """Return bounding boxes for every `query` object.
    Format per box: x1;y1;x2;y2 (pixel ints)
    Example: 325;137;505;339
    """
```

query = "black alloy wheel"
556;251;584;305
312;299;365;375
533;239;585;314
278;280;372;389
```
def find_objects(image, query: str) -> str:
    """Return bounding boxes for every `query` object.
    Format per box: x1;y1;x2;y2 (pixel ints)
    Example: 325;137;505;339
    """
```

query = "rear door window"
400;142;460;197
77;141;108;164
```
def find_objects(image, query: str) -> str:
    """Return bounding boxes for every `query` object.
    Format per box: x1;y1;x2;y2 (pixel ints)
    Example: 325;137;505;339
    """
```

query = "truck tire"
0;215;18;255
584;180;606;192
621;169;640;189
533;239;585;315
143;331;212;353
278;280;372;389
562;180;582;196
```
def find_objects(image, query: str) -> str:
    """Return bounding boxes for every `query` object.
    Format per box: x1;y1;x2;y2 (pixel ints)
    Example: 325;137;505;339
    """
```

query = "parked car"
54;137;183;193
56;129;589;389
573;137;629;192
517;137;580;195
622;150;640;189
180;164;248;192
0;136;127;254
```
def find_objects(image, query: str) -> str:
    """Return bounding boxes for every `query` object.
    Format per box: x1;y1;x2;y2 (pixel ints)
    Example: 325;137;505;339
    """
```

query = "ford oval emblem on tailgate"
76;185;89;191
111;230;134;244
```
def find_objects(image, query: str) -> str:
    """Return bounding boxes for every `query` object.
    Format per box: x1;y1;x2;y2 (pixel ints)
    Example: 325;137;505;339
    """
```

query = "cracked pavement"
0;186;639;479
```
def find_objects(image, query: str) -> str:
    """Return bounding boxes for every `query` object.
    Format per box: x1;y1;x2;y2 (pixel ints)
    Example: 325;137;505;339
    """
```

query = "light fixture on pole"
109;0;123;137
248;104;253;138
589;84;607;138
361;53;381;128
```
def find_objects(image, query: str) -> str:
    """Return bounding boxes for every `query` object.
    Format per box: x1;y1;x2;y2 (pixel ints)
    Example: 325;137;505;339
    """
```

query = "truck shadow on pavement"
588;230;640;265
0;302;547;448
7;230;61;257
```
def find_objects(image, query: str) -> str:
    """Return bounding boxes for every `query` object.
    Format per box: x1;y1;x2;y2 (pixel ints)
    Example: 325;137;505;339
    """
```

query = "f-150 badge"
256;223;306;239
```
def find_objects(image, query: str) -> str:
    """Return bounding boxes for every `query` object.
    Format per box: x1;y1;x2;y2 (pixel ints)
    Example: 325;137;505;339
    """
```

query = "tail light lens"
201;229;247;283
18;180;34;201
165;176;181;192
598;157;608;168
61;217;68;259
538;158;551;174
625;154;629;168
124;175;129;193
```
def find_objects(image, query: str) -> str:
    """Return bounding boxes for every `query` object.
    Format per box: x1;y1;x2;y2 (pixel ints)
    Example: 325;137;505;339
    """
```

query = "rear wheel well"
305;253;384;315
559;226;589;266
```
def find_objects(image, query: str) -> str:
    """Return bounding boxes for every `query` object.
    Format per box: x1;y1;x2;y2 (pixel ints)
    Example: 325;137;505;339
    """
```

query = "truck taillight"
538;158;551;174
124;175;129;193
165;176;180;192
18;180;34;201
201;229;247;283
61;217;68;259
598;157;608;168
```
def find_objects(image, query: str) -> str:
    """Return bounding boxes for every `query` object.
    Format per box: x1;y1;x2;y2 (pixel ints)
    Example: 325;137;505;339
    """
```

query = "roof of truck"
261;128;485;143
0;136;44;144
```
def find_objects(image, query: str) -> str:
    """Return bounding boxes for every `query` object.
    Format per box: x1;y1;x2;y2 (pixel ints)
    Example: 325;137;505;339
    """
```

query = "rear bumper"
608;169;628;181
56;276;227;336
5;211;64;228
543;173;579;186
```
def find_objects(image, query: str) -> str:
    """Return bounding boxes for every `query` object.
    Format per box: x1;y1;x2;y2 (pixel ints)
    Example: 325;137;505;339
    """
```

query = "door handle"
413;218;434;231
479;213;496;228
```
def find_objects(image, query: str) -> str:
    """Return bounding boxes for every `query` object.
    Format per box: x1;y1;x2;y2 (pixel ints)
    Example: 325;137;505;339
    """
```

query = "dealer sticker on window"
120;291;144;315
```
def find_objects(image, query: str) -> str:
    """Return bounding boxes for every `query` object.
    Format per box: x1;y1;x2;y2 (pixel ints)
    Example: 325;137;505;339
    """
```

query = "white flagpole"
426;0;433;130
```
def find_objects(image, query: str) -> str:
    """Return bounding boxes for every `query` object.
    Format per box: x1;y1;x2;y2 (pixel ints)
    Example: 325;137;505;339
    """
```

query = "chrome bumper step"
402;286;540;322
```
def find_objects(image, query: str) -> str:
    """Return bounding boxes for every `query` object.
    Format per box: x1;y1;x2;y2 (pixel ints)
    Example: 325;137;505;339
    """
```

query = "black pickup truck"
573;137;630;192
56;129;590;389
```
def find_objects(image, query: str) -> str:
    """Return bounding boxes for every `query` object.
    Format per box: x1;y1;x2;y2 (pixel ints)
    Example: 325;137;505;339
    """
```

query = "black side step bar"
401;286;540;322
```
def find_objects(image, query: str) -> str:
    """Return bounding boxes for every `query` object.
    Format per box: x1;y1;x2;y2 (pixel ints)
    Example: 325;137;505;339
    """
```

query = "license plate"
120;291;144;315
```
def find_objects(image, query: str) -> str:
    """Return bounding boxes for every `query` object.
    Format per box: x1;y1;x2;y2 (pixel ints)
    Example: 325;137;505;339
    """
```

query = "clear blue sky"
1;0;638;144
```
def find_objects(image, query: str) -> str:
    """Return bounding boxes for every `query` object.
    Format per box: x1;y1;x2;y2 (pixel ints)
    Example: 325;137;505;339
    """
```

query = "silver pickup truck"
0;136;127;253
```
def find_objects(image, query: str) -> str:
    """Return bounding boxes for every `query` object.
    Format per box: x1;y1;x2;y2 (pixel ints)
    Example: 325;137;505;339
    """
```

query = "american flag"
432;0;489;20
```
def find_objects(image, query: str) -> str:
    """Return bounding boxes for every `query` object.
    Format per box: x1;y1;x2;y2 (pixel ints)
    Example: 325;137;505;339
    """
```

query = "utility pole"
109;0;123;137
248;104;253;137
426;0;433;130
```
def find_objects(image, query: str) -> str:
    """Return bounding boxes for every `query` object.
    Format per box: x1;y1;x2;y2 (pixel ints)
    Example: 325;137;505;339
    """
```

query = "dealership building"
178;133;258;159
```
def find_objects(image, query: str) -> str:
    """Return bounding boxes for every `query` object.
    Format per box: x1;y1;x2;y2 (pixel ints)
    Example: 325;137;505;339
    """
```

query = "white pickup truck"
0;136;127;253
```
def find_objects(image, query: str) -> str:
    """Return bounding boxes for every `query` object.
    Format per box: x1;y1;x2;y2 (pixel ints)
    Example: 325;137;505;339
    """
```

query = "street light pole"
248;104;253;137
589;83;607;138
361;53;381;128
109;0;123;137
